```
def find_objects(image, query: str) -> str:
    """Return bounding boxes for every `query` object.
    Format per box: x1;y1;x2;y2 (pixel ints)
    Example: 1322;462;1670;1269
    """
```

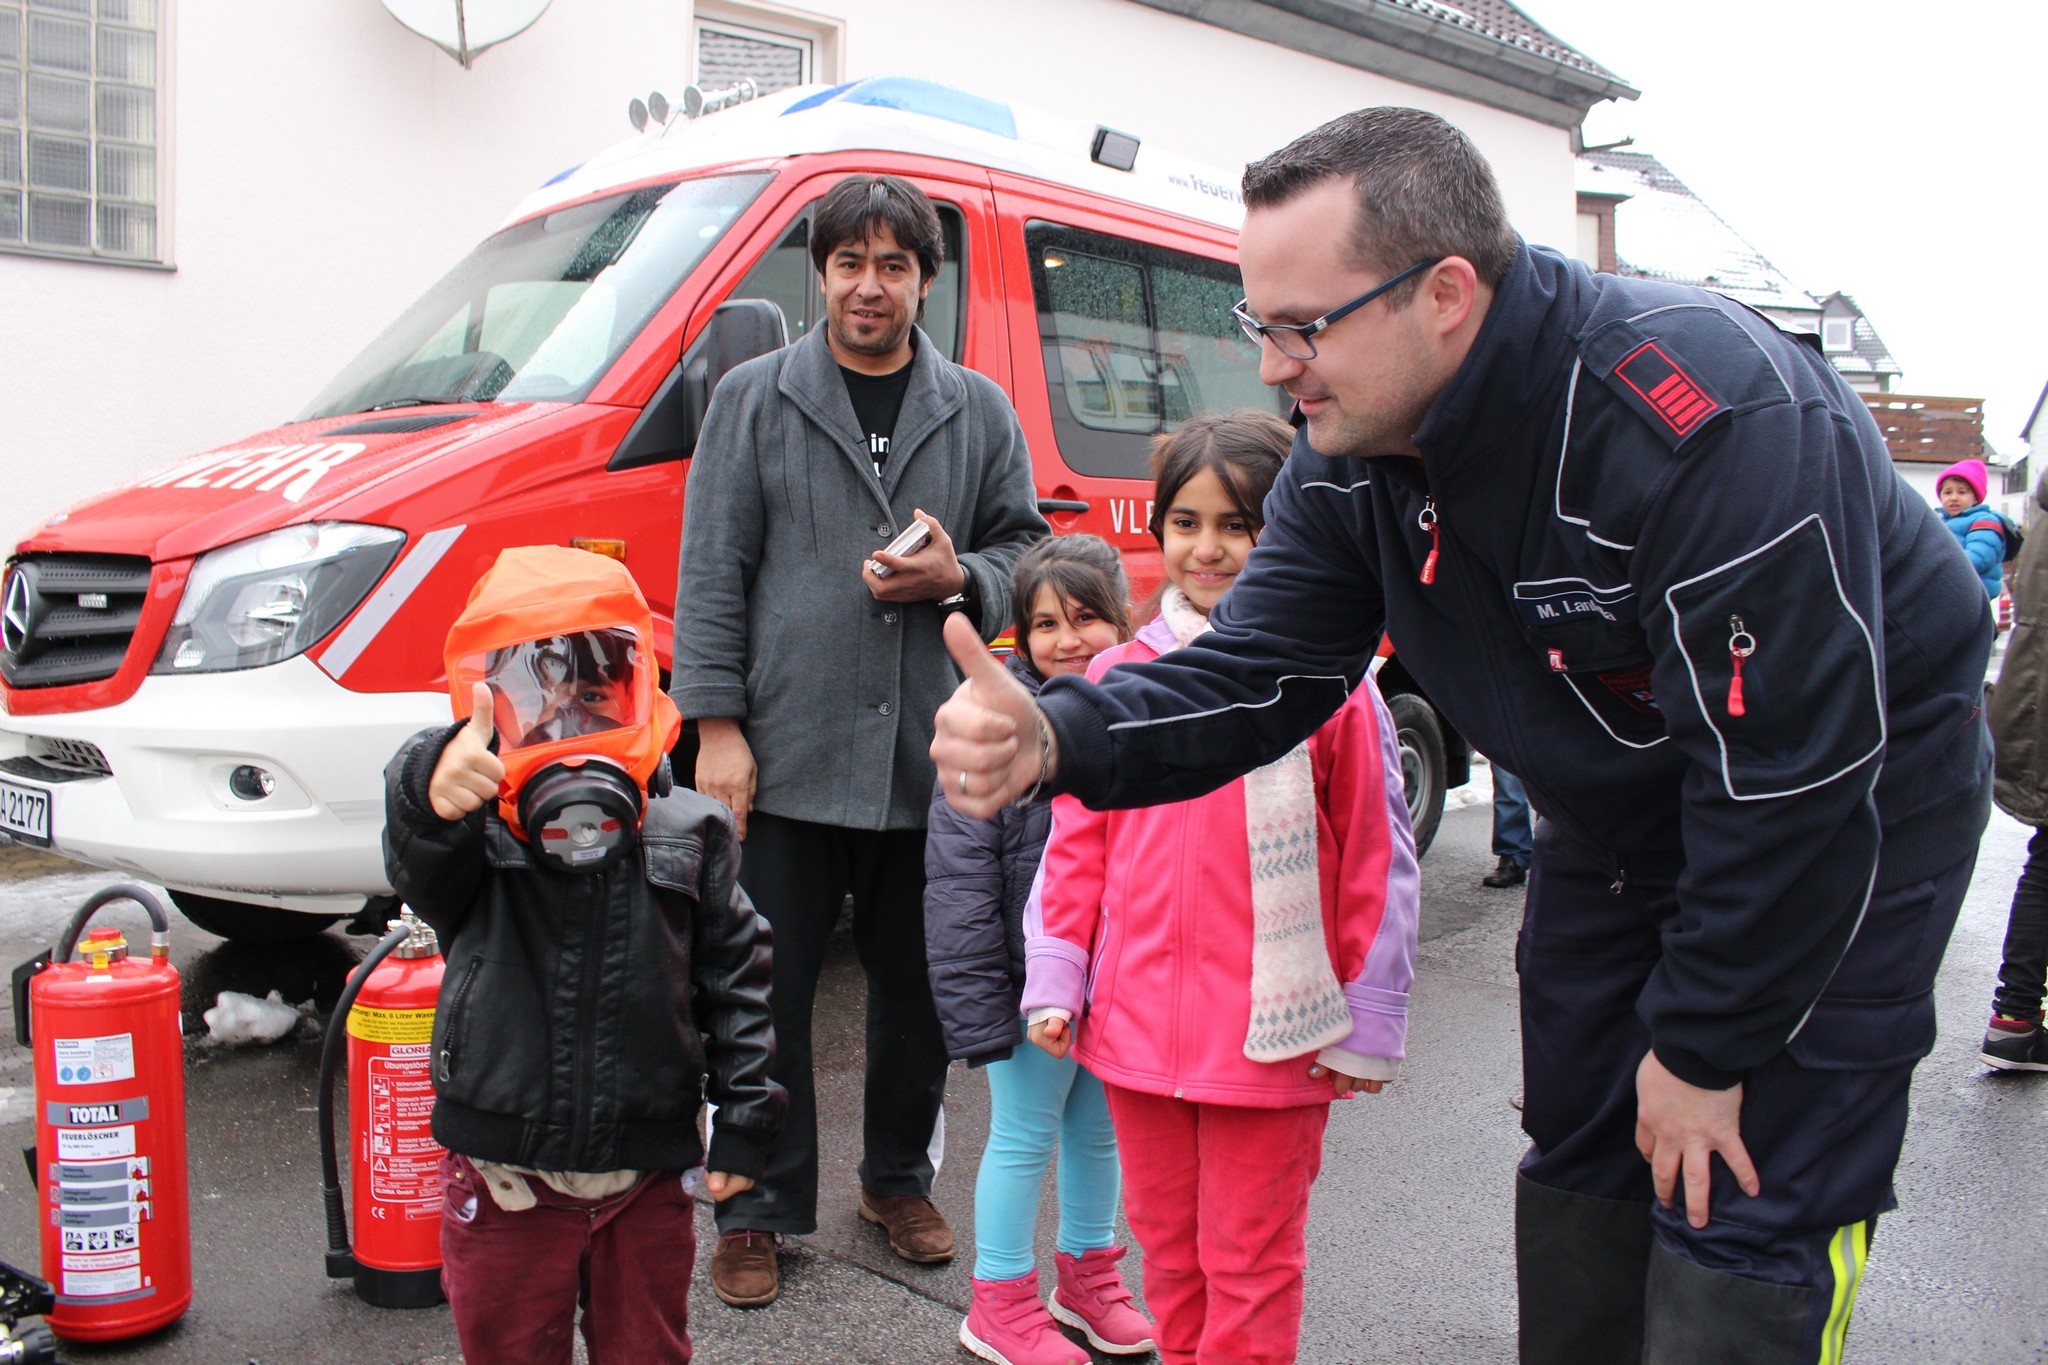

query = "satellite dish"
380;0;552;68
628;97;649;132
648;92;670;125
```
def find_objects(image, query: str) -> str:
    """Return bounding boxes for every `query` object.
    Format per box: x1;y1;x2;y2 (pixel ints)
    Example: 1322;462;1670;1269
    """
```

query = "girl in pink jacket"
1021;411;1420;1365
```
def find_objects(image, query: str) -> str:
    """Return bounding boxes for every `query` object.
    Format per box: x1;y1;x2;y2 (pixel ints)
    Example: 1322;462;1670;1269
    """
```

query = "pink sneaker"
1049;1246;1156;1355
960;1273;1090;1365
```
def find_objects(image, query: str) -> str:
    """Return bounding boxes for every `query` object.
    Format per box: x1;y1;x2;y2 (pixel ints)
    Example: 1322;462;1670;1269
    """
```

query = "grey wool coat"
672;325;1048;830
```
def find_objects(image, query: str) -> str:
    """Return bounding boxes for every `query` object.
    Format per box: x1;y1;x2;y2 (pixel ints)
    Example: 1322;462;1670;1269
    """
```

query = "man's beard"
831;311;912;358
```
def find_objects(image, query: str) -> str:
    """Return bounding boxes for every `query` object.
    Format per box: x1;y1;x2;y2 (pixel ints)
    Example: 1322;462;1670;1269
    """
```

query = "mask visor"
457;627;645;750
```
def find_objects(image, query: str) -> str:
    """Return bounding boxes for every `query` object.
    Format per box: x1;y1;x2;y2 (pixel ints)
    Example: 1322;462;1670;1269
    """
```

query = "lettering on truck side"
1107;499;1155;535
132;442;370;503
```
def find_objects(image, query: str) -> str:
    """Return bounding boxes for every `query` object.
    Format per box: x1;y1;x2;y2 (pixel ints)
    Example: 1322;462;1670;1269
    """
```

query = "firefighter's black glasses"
1232;258;1442;361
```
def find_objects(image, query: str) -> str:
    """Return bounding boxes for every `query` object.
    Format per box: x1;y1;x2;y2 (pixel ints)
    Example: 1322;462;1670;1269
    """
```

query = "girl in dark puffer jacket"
924;535;1151;1365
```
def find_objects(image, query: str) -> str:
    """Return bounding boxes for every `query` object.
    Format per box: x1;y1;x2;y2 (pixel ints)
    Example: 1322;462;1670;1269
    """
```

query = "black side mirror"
608;299;788;470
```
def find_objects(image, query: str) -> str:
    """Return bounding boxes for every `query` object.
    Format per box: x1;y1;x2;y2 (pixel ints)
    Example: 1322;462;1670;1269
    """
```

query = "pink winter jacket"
1021;616;1421;1108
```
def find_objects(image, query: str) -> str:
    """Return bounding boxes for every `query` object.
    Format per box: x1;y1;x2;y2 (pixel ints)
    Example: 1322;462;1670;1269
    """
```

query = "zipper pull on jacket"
1418;499;1441;585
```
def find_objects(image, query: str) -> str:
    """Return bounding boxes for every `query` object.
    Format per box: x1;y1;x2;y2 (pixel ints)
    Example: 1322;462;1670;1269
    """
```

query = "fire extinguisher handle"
9;948;51;1047
53;883;173;964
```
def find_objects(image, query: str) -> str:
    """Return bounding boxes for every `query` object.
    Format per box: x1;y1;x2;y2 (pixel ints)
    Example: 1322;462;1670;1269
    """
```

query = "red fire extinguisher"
318;906;445;1307
9;883;189;1342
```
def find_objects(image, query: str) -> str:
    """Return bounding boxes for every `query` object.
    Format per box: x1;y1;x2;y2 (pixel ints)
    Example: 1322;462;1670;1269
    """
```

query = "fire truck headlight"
151;523;405;675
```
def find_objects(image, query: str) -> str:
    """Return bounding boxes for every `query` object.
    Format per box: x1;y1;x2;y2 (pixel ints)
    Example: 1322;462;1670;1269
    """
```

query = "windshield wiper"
368;395;470;411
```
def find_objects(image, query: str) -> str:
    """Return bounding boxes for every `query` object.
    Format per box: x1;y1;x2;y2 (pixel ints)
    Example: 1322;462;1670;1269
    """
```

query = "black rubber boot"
1516;1173;1652;1365
1641;1237;1817;1365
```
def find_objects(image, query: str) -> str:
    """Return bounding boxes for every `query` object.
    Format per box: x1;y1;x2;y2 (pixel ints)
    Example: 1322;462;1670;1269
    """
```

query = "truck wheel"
169;891;338;944
1387;692;1446;857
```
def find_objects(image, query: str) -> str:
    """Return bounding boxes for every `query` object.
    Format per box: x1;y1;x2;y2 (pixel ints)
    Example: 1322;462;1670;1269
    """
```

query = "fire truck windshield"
300;171;773;420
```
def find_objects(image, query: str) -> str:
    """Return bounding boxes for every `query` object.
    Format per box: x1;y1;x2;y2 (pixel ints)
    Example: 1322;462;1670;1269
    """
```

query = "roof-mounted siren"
682;79;759;120
379;0;552;69
629;91;671;132
1091;126;1140;172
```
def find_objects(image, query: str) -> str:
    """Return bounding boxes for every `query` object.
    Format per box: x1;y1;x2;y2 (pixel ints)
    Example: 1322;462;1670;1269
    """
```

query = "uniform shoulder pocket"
1666;515;1883;799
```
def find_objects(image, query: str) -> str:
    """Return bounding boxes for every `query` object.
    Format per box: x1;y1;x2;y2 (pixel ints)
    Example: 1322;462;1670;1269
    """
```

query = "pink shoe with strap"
1049;1246;1156;1355
960;1273;1090;1365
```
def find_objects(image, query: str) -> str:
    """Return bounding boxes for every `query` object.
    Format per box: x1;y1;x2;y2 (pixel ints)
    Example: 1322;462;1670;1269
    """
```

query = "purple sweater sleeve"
1329;674;1420;1064
1018;853;1089;1016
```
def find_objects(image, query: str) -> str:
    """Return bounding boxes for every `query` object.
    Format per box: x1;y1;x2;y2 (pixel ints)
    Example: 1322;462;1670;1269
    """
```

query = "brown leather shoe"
858;1190;955;1263
711;1230;780;1307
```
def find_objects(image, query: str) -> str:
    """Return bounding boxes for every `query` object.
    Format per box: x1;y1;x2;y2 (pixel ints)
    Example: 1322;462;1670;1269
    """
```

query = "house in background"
1816;292;1900;394
2015;382;2048;523
1574;145;1992;509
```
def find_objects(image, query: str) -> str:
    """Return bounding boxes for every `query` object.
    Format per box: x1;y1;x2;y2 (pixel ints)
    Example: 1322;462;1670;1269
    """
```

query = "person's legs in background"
1984;824;2048;1070
1485;763;1533;888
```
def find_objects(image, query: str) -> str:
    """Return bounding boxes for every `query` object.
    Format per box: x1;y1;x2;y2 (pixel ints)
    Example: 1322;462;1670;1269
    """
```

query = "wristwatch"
938;576;978;618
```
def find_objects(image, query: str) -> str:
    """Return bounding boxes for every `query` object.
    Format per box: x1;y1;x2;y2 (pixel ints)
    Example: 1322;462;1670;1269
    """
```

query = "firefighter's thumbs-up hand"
931;613;1056;819
429;681;507;821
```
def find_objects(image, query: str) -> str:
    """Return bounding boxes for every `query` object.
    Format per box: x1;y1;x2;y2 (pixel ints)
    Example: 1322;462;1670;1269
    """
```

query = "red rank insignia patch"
1614;340;1722;436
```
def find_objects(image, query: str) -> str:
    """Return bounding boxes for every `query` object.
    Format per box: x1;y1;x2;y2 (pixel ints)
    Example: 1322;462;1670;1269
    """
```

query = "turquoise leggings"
973;1022;1122;1280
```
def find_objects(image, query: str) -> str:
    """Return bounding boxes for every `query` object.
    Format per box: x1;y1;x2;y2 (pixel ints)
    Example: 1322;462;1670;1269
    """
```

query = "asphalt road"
0;791;2042;1364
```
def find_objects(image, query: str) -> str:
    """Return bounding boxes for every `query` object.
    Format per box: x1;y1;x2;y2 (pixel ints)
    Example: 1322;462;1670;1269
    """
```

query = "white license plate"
0;777;52;846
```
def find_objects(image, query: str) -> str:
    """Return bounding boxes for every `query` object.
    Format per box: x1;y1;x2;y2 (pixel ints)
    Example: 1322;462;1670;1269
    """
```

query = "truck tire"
169;891;339;943
1387;691;1446;857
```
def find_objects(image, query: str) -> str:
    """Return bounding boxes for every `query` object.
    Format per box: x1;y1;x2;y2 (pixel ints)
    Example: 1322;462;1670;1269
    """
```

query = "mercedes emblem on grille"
1;567;32;659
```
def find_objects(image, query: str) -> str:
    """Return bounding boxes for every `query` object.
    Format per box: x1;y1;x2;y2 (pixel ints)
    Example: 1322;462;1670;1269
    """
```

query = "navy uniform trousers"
1514;821;1980;1365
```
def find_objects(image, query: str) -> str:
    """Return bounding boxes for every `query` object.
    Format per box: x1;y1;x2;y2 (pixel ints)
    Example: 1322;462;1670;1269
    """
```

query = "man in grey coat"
673;173;1047;1308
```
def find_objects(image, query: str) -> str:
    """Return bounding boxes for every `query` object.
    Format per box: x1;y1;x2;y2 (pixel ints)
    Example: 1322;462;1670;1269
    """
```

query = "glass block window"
694;18;811;96
0;0;161;261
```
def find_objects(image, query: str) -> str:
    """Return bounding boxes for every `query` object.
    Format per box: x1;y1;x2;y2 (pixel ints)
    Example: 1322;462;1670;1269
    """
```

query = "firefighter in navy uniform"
931;109;1992;1365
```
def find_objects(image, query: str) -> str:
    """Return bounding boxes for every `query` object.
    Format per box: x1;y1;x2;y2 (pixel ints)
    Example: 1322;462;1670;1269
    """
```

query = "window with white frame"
1822;317;1852;353
693;13;815;96
0;0;162;263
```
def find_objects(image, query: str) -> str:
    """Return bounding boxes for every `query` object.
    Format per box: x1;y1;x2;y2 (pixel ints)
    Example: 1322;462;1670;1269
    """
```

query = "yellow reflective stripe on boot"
1819;1220;1871;1365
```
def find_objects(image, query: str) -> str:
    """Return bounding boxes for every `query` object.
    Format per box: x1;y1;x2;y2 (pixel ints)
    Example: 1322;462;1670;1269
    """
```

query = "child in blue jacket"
1939;458;2020;599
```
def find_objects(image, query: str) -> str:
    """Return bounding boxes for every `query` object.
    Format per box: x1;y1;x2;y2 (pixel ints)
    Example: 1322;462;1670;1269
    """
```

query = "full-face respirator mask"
443;547;683;875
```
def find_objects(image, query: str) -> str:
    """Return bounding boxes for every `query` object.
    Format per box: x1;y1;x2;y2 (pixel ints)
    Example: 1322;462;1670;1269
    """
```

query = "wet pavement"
0;794;2041;1363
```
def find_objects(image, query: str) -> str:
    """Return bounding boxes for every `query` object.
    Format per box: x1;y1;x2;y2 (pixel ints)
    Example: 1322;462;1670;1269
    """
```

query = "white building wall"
2;0;1578;550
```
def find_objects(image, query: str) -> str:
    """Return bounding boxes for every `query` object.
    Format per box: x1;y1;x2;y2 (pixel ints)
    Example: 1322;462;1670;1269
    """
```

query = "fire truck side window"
730;205;966;363
732;218;813;343
1025;220;1277;480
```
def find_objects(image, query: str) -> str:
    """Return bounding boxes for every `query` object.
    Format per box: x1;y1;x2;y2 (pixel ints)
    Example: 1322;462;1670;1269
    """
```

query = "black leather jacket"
383;724;783;1176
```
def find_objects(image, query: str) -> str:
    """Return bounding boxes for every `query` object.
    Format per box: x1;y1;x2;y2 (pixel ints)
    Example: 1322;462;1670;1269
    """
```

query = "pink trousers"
438;1154;695;1364
1103;1084;1330;1365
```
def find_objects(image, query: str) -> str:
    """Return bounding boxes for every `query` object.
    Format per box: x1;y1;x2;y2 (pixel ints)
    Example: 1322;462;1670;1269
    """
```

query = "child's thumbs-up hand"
932;613;1055;818
429;681;507;821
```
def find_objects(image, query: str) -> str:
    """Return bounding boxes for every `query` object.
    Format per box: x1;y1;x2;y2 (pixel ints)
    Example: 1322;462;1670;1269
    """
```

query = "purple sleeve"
1334;673;1420;1062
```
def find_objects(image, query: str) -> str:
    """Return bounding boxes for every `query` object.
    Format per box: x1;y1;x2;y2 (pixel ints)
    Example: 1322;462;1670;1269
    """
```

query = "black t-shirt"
841;360;913;475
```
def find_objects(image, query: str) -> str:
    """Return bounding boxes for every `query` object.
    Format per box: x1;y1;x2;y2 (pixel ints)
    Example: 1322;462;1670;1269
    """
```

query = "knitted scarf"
1158;587;1352;1062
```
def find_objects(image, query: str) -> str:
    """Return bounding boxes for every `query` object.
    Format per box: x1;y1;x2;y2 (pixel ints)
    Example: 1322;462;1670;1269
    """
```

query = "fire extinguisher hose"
14;884;173;1049
55;884;172;964
317;921;412;1280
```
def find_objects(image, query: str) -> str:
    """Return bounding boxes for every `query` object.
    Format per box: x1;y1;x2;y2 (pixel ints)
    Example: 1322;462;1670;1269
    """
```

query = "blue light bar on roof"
782;76;1018;140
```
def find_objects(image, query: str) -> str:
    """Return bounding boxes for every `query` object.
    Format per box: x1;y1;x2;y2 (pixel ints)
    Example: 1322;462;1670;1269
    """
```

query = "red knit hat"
1938;458;1988;504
